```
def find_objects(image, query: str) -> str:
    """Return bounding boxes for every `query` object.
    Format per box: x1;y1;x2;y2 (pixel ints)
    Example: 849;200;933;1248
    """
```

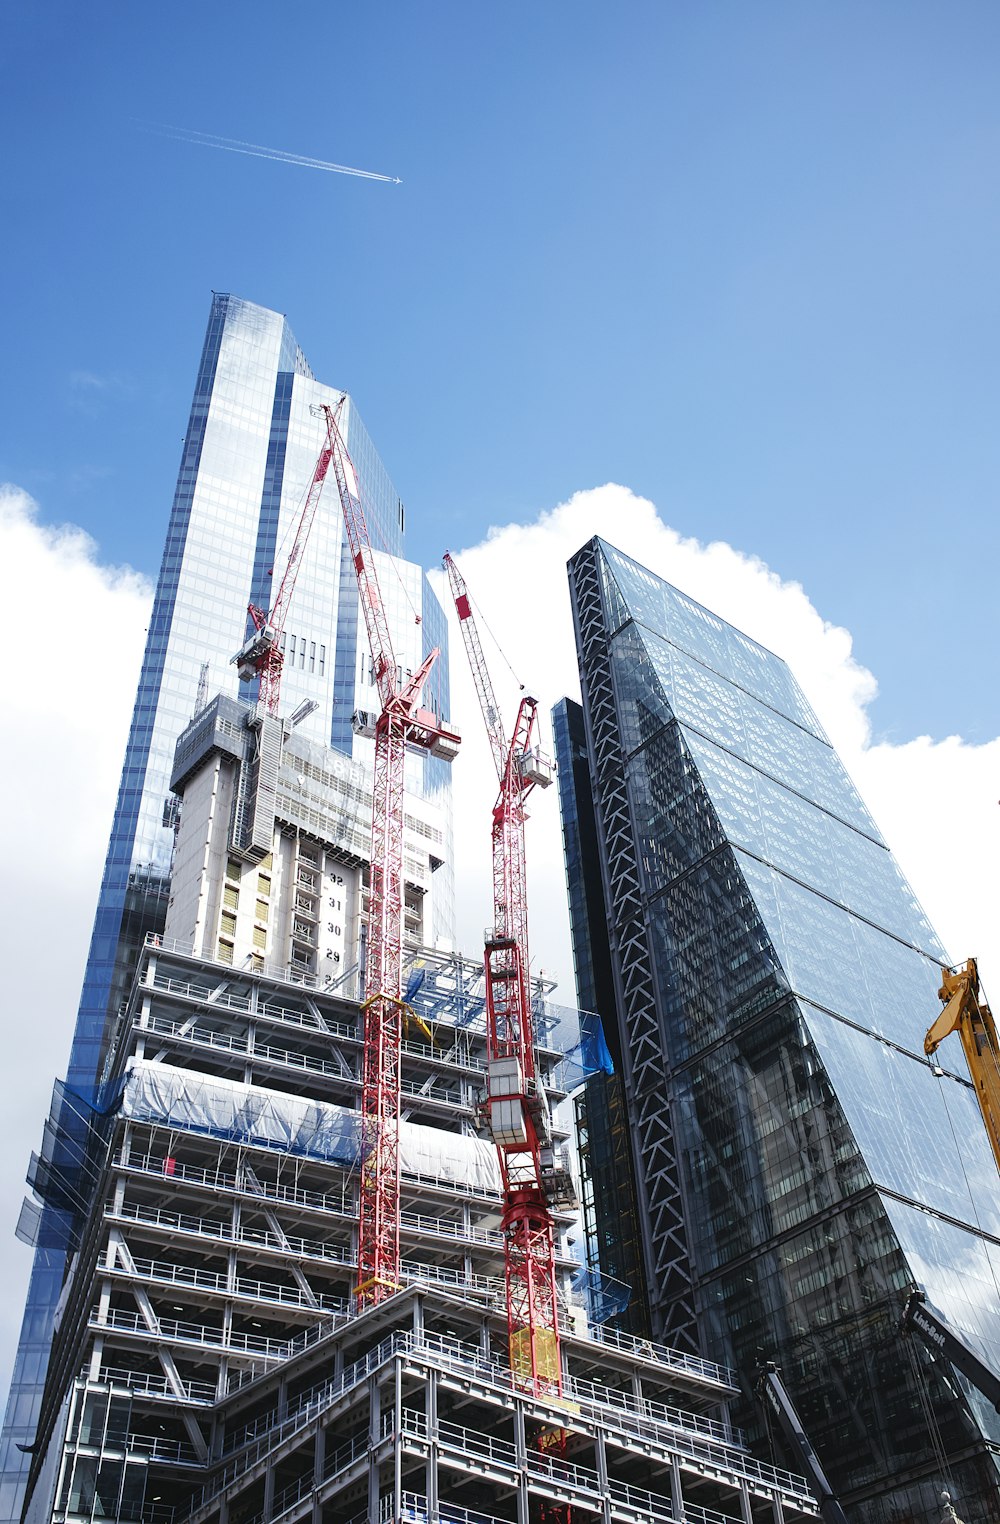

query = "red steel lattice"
324;406;459;1309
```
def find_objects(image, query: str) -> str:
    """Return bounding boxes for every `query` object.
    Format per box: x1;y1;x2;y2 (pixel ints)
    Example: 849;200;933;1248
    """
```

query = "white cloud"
2;477;996;1415
0;487;151;1396
439;484;999;1010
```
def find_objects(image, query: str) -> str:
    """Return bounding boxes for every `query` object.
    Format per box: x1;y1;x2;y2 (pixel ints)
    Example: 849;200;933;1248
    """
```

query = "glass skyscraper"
0;295;453;1522
557;536;1000;1519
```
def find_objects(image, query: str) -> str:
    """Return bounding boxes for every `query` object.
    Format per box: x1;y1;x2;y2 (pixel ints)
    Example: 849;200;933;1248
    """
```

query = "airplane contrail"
144;124;402;184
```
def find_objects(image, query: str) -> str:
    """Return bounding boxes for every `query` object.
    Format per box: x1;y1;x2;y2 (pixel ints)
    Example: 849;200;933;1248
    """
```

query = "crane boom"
755;1365;849;1524
232;400;341;715
902;1289;1000;1412
443;552;567;1402
925;958;1000;1175
321;405;460;1309
443;553;506;779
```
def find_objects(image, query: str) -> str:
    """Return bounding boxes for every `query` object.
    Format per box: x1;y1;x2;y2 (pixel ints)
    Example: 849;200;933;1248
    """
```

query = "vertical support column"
670;1455;684;1520
393;1358;403;1524
595;1430;613;1524
222;1196;238;1397
425;1369;438;1522
311;1424;326;1524
367;1377;381;1524
513;1401;530;1524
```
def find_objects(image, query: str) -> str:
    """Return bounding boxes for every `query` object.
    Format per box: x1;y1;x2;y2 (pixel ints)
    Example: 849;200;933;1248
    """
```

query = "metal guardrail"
583;1320;738;1391
178;1329;809;1524
100;1365;216;1403
140;936;571;1085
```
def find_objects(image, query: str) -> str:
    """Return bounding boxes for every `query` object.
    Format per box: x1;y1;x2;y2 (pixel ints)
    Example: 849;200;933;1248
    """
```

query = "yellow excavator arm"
925;958;1000;1176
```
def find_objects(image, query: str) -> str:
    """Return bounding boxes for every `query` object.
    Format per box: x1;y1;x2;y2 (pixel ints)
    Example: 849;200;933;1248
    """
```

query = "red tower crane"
443;552;568;1403
319;403;461;1309
232;399;341;715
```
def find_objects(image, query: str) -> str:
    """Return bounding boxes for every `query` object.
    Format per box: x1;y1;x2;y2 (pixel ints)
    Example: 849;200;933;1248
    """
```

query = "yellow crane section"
925;958;1000;1175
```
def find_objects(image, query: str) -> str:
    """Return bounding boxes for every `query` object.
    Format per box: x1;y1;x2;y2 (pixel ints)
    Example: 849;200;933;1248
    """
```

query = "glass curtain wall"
565;535;1000;1520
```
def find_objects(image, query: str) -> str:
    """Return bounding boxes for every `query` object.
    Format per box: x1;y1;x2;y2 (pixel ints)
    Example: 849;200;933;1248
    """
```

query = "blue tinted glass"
599;541;822;734
803;1006;1000;1235
882;1194;1000;1416
734;851;949;1057
683;730;942;953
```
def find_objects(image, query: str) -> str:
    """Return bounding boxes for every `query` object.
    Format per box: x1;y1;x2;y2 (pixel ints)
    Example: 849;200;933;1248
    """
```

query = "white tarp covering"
120;1061;501;1193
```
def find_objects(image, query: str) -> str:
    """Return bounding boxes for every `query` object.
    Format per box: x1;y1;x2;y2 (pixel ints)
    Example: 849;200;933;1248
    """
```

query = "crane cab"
232;624;280;682
430;726;461;762
518;747;555;789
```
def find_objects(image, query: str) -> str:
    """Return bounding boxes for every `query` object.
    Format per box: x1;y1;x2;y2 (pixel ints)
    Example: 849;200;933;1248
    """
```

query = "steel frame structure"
566;540;698;1352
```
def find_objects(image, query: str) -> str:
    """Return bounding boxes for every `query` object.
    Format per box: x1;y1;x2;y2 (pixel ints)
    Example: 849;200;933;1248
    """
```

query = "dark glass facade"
561;536;1000;1520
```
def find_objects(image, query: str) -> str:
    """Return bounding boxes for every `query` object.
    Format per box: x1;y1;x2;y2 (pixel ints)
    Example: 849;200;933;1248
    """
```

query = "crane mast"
321;404;460;1309
443;552;565;1401
232;400;341;714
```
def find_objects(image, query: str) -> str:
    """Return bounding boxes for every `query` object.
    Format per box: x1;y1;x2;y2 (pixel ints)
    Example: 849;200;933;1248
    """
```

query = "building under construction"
22;658;822;1524
28;928;821;1524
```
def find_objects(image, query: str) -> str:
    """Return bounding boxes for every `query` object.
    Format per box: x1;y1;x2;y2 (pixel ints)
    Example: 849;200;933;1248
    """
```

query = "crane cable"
459;579;525;694
902;1316;957;1492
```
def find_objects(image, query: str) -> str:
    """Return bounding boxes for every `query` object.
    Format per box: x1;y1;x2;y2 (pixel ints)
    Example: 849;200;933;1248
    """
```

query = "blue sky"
2;0;999;743
2;0;1000;1403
